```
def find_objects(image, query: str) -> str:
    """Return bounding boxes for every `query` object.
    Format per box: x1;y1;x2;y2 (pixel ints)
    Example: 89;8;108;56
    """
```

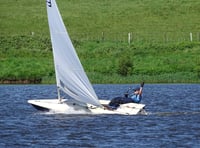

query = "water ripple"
0;84;200;147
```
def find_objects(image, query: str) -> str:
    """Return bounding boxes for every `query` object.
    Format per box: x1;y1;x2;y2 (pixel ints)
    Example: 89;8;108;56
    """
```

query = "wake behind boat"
28;0;145;115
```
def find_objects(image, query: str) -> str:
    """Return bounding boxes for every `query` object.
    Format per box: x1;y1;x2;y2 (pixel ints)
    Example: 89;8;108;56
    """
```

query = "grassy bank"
1;35;200;83
0;0;200;83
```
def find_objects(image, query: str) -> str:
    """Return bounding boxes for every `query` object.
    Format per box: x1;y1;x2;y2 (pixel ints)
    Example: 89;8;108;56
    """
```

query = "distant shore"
1;36;200;84
1;0;200;84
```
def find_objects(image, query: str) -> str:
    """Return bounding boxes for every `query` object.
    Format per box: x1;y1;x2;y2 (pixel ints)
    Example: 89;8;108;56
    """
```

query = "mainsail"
46;0;101;107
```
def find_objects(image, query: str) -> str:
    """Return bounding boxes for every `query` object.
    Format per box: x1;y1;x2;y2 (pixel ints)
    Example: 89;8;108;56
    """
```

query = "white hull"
28;99;146;115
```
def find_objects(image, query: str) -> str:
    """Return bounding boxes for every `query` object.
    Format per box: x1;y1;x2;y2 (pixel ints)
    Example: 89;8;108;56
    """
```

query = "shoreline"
0;79;42;84
0;78;199;84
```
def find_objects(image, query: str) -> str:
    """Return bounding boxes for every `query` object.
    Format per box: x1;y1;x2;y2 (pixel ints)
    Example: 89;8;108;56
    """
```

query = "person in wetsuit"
108;82;144;109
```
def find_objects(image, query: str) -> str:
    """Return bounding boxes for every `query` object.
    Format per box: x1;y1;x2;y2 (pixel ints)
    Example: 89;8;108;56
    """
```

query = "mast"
57;87;61;102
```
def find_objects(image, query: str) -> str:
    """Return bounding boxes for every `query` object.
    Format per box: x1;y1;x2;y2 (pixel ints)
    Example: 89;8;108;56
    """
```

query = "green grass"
80;41;200;83
0;35;200;83
1;0;200;37
0;0;200;83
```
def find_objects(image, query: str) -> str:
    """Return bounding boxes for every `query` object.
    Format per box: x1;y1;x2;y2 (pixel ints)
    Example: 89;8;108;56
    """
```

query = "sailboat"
28;0;145;115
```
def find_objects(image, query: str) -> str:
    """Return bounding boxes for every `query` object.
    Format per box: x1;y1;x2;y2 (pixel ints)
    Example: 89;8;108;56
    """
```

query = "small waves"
1;84;200;147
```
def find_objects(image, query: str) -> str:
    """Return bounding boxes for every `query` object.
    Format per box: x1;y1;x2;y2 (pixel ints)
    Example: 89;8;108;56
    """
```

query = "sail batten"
46;0;101;107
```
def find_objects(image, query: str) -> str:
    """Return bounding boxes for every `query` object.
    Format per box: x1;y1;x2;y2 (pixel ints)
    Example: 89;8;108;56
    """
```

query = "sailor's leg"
109;97;124;108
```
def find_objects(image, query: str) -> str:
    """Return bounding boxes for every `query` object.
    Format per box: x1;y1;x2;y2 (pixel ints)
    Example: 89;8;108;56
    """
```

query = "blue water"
0;84;200;147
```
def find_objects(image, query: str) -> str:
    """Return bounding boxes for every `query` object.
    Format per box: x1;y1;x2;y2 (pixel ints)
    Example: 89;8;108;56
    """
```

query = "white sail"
46;0;101;107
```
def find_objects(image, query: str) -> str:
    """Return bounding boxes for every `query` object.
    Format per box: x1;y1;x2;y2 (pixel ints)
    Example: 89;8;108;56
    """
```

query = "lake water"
0;84;200;147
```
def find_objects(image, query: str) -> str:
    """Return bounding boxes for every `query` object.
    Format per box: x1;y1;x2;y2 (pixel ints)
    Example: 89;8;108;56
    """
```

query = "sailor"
108;82;144;109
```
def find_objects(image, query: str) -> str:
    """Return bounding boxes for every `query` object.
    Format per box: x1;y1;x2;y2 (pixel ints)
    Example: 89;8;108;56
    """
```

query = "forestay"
46;0;101;107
